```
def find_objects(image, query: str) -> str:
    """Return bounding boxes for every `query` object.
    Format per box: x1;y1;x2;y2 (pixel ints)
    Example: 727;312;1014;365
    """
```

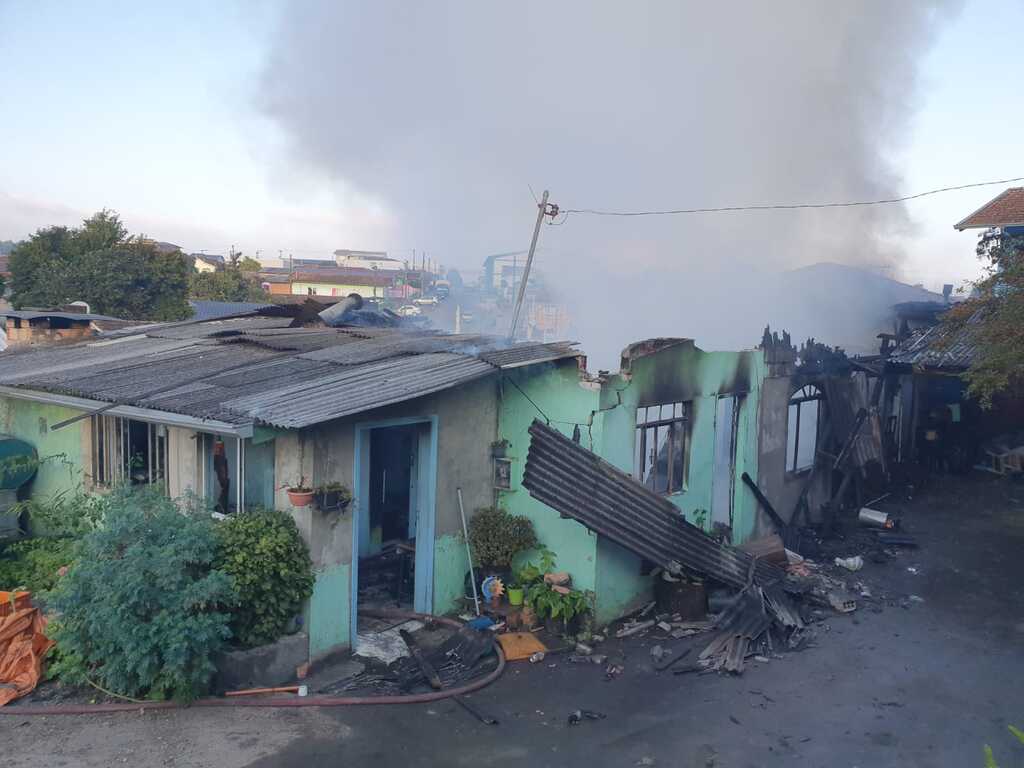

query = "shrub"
0;538;78;593
215;507;314;648
467;507;538;569
47;487;233;701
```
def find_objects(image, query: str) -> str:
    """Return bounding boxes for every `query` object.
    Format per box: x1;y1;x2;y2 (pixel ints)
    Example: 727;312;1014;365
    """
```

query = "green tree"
239;256;262;272
940;231;1024;406
8;225;76;308
189;257;269;303
8;210;191;320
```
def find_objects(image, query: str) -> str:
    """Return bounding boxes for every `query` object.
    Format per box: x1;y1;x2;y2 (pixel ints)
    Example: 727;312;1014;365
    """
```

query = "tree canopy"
188;249;269;303
940;231;1024;406
8;210;191;320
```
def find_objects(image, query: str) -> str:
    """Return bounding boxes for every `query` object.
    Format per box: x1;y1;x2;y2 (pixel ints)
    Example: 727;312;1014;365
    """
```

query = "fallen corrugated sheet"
522;419;785;590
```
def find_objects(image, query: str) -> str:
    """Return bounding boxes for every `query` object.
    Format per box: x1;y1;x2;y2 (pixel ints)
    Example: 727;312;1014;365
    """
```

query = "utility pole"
508;190;558;341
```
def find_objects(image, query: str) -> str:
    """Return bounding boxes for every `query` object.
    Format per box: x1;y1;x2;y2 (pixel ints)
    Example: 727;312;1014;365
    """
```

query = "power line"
561;175;1024;219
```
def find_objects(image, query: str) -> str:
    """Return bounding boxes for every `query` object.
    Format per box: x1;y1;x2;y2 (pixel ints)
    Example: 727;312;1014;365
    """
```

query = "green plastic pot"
507;587;524;606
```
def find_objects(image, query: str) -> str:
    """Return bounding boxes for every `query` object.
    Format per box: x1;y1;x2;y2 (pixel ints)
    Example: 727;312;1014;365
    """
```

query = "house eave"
0;385;255;437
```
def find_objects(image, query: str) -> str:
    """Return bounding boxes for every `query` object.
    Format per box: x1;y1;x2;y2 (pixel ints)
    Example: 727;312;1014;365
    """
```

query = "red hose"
1;610;505;716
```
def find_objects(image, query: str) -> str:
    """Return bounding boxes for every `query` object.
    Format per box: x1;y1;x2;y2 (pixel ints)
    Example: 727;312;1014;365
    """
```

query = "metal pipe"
235;438;242;513
457;487;481;615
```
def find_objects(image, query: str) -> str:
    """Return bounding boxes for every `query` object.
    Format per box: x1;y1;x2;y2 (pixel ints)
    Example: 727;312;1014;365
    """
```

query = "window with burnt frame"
786;384;822;473
634;402;690;494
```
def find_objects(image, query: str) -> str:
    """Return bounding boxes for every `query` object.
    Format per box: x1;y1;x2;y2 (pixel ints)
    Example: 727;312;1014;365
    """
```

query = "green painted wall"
497;362;602;598
308;562;350;660
433;533;468;616
0;396;87;498
497;342;769;626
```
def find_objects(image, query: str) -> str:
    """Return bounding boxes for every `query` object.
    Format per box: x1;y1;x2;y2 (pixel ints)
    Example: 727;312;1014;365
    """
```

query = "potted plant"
283;478;314;507
527;584;590;637
466;507;538;583
314;481;352;512
508;548;555;608
490;439;510;459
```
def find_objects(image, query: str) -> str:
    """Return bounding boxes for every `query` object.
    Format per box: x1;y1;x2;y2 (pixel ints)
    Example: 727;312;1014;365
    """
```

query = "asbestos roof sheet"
1;316;579;429
226;352;497;428
522;419;785;590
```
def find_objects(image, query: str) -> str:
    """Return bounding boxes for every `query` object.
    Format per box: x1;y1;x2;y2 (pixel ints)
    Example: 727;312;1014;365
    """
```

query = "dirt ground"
4;471;1024;767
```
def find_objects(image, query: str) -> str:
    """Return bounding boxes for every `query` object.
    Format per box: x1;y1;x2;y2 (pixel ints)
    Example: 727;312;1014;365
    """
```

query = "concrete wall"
275;374;500;660
756;375;832;532
497;360;603;613
498;342;770;626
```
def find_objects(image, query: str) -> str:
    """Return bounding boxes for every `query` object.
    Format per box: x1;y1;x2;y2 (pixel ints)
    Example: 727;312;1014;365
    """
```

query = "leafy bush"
215;507;314;648
47;487;233;701
11;487;106;538
0;538;78;593
526;583;590;623
467;507;538;568
0;488;103;594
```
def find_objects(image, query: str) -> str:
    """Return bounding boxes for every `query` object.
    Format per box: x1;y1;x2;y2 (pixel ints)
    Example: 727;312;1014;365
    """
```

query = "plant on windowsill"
490;439;510;458
313;481;352;513
282;478;314;508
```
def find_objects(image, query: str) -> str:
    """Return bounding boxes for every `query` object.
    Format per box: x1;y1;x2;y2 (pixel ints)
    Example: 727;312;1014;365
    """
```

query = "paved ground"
5;472;1024;767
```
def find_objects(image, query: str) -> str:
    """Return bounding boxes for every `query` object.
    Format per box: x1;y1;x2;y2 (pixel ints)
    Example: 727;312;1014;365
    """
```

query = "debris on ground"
834;555;864;572
568;709;607;725
0;591;54;706
616;620;656;638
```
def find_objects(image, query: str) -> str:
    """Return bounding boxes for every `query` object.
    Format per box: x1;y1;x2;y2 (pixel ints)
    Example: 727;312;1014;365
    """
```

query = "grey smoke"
260;1;959;365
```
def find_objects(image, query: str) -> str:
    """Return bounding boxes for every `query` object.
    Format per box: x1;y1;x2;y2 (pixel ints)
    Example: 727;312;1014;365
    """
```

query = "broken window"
634;401;689;494
90;415;168;491
786;385;822;473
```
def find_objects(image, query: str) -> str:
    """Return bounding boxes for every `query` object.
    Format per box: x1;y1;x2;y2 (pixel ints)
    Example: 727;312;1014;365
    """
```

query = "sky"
1;0;1021;359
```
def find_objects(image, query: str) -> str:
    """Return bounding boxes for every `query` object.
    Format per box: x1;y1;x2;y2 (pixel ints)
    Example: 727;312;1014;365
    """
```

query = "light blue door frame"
351;415;438;648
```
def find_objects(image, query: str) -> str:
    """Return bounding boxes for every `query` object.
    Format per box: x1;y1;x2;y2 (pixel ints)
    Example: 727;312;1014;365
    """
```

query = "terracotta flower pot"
287;488;314;507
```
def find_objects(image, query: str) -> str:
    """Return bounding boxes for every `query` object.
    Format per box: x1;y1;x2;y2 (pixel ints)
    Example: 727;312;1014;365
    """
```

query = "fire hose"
1;609;505;716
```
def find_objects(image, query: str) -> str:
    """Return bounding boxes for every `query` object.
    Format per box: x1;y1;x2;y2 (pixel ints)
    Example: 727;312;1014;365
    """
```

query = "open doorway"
353;419;436;648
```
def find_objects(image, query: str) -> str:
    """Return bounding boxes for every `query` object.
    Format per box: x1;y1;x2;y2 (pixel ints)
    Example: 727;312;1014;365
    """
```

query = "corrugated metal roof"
0;317;579;429
888;313;980;370
522;420;785;590
187;300;274;321
226;353;496;428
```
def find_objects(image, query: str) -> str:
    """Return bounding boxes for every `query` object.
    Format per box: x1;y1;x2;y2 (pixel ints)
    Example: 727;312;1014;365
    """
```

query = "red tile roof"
955;187;1024;230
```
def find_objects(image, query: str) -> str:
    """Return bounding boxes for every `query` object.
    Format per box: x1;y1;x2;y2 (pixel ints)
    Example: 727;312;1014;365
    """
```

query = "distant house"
333;249;403;272
189;253;226;273
258;266;396;299
0;309;122;350
955;187;1024;235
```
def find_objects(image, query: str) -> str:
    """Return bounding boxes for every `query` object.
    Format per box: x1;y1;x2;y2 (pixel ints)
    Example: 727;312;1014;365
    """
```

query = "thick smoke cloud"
260;1;958;365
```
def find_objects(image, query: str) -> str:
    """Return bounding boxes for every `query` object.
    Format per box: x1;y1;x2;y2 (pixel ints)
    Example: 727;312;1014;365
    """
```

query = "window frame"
786;384;822;474
89;415;169;492
634;401;690;495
